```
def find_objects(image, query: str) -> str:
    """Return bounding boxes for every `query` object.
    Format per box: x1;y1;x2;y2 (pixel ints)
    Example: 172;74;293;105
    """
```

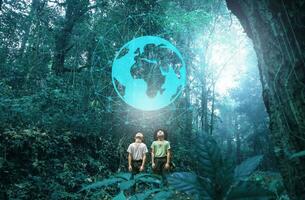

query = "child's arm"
151;147;155;168
140;153;146;171
128;153;132;171
166;149;171;164
165;142;171;169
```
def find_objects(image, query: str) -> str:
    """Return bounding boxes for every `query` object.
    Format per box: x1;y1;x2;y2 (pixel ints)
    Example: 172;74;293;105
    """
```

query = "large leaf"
134;173;160;180
167;172;200;195
226;181;276;200
152;191;173;200
234;155;263;180
79;177;123;192
119;179;135;190
129;189;161;200
134;173;162;185
195;135;224;181
113;191;127;200
290;150;305;159
115;173;132;181
136;176;161;185
195;134;230;199
219;160;235;193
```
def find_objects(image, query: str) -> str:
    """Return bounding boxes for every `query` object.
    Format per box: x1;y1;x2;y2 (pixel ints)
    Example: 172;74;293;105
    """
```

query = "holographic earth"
112;36;186;111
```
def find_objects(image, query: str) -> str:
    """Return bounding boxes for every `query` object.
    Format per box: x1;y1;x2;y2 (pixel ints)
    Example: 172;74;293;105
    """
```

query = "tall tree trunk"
201;83;209;132
234;113;242;164
201;63;209;133
209;81;216;135
226;0;305;199
19;0;41;58
183;35;193;141
225;110;233;157
52;22;74;74
52;0;89;74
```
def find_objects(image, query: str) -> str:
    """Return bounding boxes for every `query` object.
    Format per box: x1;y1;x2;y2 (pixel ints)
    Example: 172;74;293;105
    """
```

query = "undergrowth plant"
79;173;173;200
167;134;284;200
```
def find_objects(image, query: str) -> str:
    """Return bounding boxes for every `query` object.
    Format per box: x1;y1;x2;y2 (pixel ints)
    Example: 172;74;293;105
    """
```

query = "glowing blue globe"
112;36;186;111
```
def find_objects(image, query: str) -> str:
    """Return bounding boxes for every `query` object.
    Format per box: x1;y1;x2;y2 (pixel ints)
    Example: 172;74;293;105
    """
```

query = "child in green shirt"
151;129;171;185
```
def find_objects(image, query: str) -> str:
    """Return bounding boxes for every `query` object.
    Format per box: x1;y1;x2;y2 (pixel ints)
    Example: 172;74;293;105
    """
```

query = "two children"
127;129;171;178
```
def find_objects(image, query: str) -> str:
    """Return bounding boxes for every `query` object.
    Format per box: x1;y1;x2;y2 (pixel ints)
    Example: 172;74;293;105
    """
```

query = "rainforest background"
1;0;305;199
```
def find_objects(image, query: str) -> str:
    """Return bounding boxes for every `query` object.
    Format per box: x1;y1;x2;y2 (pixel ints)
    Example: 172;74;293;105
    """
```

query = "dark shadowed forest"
1;0;305;199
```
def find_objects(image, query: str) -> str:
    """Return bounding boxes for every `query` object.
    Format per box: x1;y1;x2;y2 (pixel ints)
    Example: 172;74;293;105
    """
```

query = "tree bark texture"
226;0;305;199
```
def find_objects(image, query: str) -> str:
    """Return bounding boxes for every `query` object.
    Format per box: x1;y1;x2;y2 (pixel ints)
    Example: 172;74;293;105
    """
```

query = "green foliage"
80;177;123;191
248;171;286;198
289;150;305;159
0;128;116;199
0;76;108;134
226;181;275;200
129;189;161;200
113;191;127;200
80;172;165;199
234;155;263;180
152;190;173;200
168;134;281;200
162;2;212;34
167;172;200;195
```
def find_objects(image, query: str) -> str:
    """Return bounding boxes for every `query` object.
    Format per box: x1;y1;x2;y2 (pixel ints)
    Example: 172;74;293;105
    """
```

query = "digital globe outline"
111;36;186;111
